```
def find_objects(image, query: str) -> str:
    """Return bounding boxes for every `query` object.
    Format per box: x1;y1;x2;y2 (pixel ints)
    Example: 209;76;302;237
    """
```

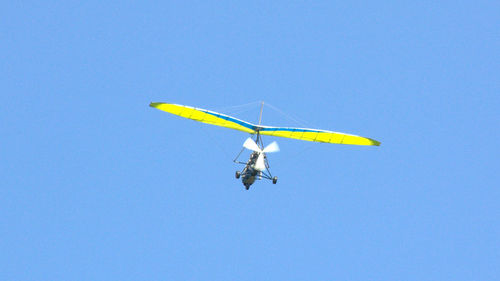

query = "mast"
256;101;264;148
258;101;264;125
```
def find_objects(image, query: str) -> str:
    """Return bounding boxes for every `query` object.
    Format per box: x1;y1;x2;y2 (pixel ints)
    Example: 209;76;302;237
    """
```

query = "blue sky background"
1;1;499;280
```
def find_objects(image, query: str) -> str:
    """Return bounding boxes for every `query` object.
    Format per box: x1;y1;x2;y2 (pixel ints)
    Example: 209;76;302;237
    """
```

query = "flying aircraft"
150;102;380;190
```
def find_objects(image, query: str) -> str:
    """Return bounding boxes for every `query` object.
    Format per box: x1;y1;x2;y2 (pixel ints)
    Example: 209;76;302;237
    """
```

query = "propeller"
243;138;280;153
243;138;261;152
263;141;279;153
242;138;279;171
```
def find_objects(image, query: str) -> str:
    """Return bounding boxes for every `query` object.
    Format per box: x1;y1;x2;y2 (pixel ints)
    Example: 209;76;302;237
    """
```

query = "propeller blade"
263;141;280;153
254;153;266;171
243;138;261;152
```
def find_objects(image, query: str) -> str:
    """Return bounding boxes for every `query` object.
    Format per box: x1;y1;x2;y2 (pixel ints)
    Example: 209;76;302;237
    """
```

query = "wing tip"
149;102;163;108
368;138;381;146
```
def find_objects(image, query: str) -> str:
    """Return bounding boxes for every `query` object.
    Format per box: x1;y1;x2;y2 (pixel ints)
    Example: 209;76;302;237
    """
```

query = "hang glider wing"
258;126;381;146
149;102;257;134
150;102;380;146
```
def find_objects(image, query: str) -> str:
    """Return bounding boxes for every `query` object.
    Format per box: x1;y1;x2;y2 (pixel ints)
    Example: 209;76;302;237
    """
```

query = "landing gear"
235;171;241;179
272;176;278;184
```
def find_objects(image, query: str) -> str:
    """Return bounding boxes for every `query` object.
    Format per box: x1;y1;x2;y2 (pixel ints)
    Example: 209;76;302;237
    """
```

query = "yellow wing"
150;102;380;146
258;126;380;146
149;102;256;134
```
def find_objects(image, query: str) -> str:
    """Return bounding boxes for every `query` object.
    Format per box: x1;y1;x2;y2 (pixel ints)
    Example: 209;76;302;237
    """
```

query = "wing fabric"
259;126;381;146
149;102;256;134
150;102;380;146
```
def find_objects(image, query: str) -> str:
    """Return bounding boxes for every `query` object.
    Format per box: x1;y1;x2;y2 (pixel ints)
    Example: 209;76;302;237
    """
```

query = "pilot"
250;151;259;162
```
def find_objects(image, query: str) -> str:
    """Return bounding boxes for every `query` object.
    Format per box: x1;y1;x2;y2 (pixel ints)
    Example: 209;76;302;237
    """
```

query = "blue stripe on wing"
202;110;257;131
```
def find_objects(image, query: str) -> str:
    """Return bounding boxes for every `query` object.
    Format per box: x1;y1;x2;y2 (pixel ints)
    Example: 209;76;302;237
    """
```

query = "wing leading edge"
149;102;256;133
150;102;380;146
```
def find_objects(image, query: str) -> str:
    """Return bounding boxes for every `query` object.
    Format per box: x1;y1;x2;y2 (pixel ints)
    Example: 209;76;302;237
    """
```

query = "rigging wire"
213;100;262;116
261;102;318;159
263;102;313;128
200;101;263;162
198;122;239;161
196;101;322;162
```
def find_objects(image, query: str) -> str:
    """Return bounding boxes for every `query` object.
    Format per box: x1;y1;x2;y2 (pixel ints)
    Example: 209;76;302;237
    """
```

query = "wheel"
235;171;241;179
272;176;278;184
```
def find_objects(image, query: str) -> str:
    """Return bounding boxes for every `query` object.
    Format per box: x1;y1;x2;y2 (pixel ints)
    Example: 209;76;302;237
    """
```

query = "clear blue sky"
2;1;499;280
